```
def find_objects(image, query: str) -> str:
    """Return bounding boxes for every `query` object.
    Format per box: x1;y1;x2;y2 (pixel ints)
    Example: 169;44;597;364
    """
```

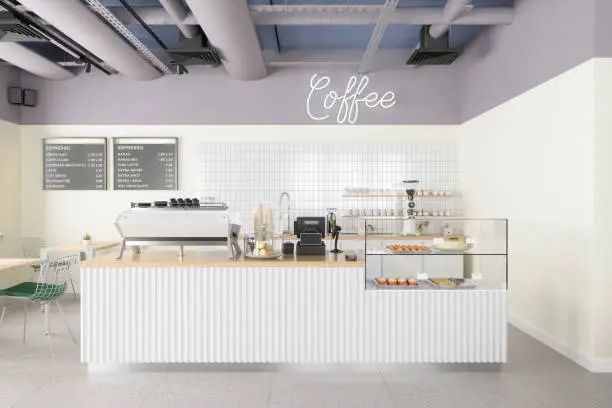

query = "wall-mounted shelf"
342;193;458;199
343;215;459;220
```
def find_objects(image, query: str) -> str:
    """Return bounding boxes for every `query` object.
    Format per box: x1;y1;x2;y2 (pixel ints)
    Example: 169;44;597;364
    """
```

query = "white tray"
245;253;282;260
432;247;469;254
386;249;432;255
429;278;477;289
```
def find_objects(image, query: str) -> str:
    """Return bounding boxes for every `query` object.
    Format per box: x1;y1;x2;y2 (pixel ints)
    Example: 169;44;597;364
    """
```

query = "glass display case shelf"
364;218;508;291
366;251;508;256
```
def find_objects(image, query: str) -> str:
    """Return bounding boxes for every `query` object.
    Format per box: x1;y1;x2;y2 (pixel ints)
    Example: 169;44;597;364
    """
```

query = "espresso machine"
402;179;419;235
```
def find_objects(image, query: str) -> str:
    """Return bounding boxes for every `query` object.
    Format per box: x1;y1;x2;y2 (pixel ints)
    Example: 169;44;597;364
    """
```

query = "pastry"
408;279;417;286
386;244;430;252
397;279;408;286
387;278;398;286
376;278;387;285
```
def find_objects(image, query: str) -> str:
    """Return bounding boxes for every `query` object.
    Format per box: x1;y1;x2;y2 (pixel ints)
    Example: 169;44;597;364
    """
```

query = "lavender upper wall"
8;0;611;126
19;65;460;125
0;66;21;124
595;0;612;57
459;0;597;122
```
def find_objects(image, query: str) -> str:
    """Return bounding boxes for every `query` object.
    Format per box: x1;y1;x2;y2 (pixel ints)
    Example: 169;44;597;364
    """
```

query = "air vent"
167;49;220;66
166;34;220;67
406;25;463;66
0;18;46;42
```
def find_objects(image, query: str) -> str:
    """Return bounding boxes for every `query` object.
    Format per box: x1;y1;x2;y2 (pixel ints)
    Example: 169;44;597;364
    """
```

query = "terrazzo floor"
0;296;611;408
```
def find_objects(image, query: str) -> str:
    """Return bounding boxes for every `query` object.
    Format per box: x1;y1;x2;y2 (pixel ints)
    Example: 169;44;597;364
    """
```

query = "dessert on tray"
432;236;469;252
386;244;430;253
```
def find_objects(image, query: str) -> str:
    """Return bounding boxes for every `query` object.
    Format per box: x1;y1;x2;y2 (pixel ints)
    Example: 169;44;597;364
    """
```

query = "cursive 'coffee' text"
306;74;397;124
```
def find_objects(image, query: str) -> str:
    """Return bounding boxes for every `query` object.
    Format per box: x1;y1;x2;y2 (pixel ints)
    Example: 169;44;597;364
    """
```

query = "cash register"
294;217;326;256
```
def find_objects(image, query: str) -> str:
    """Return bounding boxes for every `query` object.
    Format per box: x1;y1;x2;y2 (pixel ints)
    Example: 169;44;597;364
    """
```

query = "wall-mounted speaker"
7;86;22;105
6;86;37;107
23;89;37;107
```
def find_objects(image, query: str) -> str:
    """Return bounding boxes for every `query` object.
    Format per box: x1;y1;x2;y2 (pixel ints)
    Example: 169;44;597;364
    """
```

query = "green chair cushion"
0;282;65;300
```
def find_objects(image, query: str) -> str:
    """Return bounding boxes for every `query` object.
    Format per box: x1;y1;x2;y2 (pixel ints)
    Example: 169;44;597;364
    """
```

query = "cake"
435;236;468;250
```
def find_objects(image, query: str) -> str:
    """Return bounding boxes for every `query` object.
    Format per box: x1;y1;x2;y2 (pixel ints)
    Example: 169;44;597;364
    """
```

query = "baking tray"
371;279;429;289
428;278;477;289
386;249;432;255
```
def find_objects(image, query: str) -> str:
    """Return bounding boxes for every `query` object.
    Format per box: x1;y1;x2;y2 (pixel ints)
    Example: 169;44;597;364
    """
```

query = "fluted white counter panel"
364;290;507;363
81;266;364;363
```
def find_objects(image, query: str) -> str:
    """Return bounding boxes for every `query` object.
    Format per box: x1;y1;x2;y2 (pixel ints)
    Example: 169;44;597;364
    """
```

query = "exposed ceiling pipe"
183;0;266;81
109;6;514;27
158;0;196;38
429;0;474;39
17;0;163;80
0;42;74;80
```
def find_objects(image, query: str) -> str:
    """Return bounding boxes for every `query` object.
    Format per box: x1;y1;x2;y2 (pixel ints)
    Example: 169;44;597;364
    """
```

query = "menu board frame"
112;137;179;191
42;137;108;191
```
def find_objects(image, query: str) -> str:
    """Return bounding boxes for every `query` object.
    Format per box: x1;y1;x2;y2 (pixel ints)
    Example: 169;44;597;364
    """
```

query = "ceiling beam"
358;0;398;74
107;6;514;27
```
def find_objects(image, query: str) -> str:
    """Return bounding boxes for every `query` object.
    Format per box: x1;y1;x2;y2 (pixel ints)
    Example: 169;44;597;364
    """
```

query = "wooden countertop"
0;258;38;272
283;234;447;241
46;241;120;253
81;249;365;268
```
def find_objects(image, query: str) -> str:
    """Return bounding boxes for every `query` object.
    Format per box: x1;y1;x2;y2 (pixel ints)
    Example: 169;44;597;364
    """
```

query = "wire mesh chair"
0;255;79;358
21;237;76;300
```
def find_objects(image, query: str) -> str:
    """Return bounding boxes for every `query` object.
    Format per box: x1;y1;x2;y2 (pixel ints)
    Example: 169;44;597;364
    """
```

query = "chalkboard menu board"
43;138;107;190
113;137;178;190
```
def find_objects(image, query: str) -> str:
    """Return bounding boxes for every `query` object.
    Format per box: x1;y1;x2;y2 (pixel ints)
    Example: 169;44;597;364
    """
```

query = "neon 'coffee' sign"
306;74;397;124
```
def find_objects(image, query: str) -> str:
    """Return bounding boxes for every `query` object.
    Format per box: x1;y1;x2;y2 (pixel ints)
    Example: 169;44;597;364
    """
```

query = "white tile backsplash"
198;142;459;233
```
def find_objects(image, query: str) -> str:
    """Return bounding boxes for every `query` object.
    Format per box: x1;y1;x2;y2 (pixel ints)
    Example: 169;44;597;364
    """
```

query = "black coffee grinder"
402;179;419;235
326;208;343;253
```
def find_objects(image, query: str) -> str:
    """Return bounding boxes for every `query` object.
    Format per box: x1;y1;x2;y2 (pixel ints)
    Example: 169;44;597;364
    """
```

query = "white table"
0;258;38;272
40;241;119;262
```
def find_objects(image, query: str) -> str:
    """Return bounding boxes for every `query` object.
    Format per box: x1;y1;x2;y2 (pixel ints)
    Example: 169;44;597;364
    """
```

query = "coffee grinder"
402;179;419;235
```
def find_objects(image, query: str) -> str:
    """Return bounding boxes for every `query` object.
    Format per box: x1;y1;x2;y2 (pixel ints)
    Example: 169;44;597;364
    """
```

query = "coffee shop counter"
80;249;506;368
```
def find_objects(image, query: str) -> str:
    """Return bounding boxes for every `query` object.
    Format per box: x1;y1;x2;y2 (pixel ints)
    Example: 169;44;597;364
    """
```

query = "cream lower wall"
0;121;29;289
593;59;612;361
19;125;457;246
19;126;457;291
460;60;597;361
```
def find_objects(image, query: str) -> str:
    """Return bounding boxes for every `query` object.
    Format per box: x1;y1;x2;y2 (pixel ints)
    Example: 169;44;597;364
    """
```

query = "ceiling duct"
406;25;463;66
0;42;74;79
167;35;221;67
183;0;267;81
17;0;163;80
0;17;46;42
429;0;473;39
157;0;196;38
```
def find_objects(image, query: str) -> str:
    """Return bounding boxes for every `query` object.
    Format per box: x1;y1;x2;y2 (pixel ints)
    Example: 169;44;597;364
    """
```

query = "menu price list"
113;138;178;190
43;138;107;190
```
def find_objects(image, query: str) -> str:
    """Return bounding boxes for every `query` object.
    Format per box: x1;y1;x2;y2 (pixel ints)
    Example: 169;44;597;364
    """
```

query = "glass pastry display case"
364;218;507;291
